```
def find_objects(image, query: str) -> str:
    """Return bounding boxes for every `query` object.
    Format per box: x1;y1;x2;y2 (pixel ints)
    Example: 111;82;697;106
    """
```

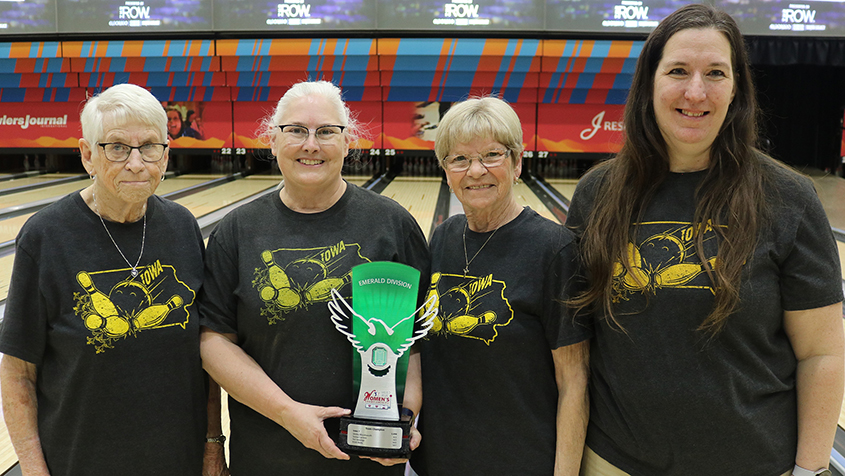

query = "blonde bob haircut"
80;83;167;146
434;96;524;167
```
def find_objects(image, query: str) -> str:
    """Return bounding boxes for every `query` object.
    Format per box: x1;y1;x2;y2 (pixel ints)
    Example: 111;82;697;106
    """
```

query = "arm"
199;327;350;460
784;302;844;472
202;377;229;476
0;355;50;476
367;346;423;466
552;340;590;476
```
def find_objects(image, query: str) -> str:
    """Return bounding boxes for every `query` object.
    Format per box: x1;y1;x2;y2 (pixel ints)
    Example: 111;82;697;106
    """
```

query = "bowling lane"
343;175;370;187
0;173;82;192
0;392;18;475
513;182;560;224
380;177;442;241
546;178;579;204
809;172;845;232
0;180;89;210
174;177;280;218
0;177;279;304
0;177;218;246
155;176;218;195
0;253;13;305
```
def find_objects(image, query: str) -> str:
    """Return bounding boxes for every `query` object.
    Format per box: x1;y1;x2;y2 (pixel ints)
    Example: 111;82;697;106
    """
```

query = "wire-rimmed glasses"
442;149;510;172
278;124;346;144
98;142;168;163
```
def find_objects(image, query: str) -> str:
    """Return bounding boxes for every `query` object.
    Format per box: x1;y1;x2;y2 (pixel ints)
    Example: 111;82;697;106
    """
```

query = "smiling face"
166;109;182;139
81;116;168;211
444;136;521;217
271;94;349;193
653;28;735;171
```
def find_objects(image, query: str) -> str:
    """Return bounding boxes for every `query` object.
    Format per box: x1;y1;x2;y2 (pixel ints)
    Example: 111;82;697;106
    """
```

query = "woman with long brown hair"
567;4;843;476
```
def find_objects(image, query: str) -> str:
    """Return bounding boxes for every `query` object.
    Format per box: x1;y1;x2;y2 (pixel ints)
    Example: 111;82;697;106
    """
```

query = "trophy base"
338;415;412;458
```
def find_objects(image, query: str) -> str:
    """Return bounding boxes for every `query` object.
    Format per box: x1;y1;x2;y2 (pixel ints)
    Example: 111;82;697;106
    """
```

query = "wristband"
792;464;831;476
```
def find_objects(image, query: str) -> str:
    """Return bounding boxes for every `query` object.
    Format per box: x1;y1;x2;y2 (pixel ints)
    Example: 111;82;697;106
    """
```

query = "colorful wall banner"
0;101;82;148
161;101;233;149
383;100;536;151
537;103;624;153
232;100;380;150
0;38;638;153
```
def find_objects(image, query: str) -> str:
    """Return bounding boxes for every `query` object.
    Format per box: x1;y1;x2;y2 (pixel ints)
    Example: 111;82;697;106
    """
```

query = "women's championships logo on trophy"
328;261;437;458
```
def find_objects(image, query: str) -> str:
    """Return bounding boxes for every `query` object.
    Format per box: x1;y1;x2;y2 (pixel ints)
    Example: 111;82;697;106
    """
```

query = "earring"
90;175;95;180
161;175;166;181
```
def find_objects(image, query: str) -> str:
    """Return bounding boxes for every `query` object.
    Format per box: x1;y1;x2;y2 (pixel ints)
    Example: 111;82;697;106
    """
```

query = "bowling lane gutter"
522;173;570;225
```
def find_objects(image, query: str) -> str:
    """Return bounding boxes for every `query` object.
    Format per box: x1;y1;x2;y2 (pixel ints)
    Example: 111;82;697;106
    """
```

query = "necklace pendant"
130;268;139;278
463;267;469;277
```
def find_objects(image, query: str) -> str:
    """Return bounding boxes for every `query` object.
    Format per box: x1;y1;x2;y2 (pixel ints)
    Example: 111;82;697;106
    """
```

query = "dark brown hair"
572;3;766;334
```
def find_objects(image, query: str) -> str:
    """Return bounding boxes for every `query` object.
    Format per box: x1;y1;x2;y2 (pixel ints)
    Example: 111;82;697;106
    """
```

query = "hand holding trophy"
328;261;438;458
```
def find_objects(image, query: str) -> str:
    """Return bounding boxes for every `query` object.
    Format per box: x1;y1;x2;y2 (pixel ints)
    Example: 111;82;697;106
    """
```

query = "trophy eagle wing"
328;288;368;353
393;293;439;358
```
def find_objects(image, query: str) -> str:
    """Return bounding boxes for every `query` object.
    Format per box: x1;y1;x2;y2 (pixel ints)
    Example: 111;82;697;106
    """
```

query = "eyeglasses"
278;124;346;144
98;143;168;163
442;149;509;172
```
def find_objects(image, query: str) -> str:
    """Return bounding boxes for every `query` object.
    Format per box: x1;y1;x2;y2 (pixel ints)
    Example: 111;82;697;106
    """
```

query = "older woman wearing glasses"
198;80;430;475
409;97;591;476
0;83;227;475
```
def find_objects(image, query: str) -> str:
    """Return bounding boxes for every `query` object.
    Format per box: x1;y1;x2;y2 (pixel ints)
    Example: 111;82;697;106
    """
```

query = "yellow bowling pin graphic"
77;271;118;319
259;250;301;309
304;276;346;302
133;295;183;330
426;273;443;333
77;271;130;337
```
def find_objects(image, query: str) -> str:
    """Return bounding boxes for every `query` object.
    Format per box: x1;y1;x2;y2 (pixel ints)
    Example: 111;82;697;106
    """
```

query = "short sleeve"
0;246;47;365
542;236;592;349
779;189;843;311
198;221;241;335
400;218;431;307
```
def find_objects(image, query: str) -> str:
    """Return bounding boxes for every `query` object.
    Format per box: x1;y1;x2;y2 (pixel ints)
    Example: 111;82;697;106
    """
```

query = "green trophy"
328;261;437;458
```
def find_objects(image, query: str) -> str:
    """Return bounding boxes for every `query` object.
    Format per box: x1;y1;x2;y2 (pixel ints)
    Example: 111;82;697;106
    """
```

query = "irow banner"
538;103;625;153
233;101;382;150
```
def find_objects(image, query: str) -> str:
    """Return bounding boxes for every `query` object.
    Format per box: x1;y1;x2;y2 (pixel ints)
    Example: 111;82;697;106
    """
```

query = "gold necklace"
462;221;499;278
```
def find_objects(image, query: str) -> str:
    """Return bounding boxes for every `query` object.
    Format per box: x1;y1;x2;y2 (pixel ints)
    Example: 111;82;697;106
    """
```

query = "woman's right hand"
279;401;351;460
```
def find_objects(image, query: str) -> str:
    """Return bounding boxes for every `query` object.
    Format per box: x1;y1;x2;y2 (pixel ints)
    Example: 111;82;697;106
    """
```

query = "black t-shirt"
411;207;592;476
0;193;207;476
566;159;843;476
199;183;430;476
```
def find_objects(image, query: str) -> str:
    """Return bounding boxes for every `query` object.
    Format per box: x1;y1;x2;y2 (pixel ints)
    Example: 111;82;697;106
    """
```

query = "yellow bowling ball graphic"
109;280;153;318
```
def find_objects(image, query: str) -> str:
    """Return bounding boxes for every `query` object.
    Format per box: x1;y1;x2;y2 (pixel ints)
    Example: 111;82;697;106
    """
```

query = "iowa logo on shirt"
424;272;513;345
612;220;722;302
72;260;196;354
254;241;370;324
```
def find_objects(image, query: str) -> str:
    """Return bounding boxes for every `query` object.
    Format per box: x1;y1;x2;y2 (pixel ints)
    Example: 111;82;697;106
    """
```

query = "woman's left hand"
363;426;422;466
202;441;230;476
